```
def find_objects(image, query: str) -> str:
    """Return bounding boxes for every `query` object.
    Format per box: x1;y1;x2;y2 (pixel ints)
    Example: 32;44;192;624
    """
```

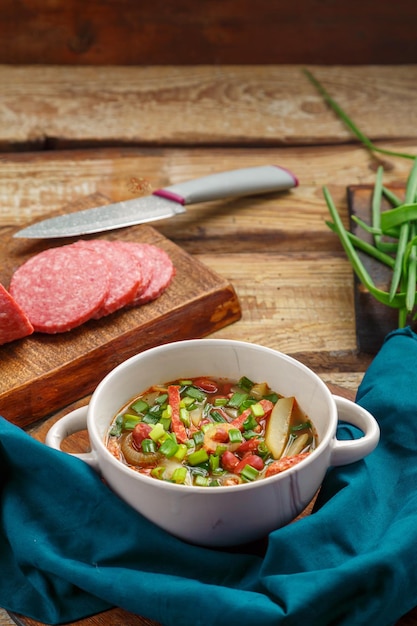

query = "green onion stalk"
304;69;417;327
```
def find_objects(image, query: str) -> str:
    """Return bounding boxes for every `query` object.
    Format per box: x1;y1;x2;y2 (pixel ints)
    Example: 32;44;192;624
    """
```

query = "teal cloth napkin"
2;327;417;626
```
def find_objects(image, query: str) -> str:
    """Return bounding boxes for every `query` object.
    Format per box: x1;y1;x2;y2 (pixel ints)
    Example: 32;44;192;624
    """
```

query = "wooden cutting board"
0;194;241;427
347;184;417;354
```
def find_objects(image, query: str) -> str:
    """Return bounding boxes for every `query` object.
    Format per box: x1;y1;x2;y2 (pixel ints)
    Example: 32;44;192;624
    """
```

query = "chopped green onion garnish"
291;421;312;432
243;429;258;440
240;464;260;482
264;393;279;403
211;409;227;422
179;407;190;426
159;416;171;431
228;428;243;444
185;386;206;402
243;414;258;431
195;475;210;487
154;393;168;405
228;391;249;408
215;444;228;456
214;398;228;406
148;404;163;417
109;414;123;436
171;467;188;484
187;449;209;466
238;376;254;392
151;466;165;479
141;438;157;453
142;414;159;425
240;398;257;411
130;399;149;414
149;423;166;442
209;454;220;472
173;443;188;462
123;414;141;430
250;402;265;417
203;403;212;418
193;430;204;446
162;405;172;419
159;437;179;458
257;441;270;457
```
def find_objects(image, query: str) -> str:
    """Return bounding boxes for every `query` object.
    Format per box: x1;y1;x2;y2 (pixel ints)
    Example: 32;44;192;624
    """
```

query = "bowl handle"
45;405;99;471
329;395;380;467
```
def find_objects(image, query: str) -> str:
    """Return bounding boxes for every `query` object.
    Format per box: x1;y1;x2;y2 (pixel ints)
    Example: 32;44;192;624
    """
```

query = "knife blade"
13;165;298;239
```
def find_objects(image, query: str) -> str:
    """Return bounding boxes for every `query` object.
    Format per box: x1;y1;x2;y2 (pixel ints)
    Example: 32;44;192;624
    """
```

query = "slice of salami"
74;240;143;318
0;282;34;345
130;244;175;305
113;242;154;302
9;245;110;333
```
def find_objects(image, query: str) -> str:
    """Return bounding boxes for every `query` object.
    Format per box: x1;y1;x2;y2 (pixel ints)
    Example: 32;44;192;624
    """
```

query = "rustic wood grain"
0;144;383;391
1;1;417;65
7;609;160;626
1;144;415;234
1;142;413;392
1;66;417;151
2;65;417;624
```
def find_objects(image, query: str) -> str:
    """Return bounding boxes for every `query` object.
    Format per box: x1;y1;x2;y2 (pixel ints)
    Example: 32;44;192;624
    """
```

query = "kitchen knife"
13;165;298;239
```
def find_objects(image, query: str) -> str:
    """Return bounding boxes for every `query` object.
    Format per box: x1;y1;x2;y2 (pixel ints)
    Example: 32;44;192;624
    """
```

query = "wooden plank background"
1;65;417;152
1;0;417;65
1;64;417;625
1;65;417;388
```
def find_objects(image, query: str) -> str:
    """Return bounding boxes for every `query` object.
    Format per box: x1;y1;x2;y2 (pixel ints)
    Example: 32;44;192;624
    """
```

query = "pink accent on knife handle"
153;189;186;205
273;165;299;187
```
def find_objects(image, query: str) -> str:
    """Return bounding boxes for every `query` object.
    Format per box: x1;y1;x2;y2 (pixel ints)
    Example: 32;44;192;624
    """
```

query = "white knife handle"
154;165;298;205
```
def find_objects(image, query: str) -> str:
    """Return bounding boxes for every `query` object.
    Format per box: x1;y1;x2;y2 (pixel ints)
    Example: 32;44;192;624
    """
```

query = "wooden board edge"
1;283;241;428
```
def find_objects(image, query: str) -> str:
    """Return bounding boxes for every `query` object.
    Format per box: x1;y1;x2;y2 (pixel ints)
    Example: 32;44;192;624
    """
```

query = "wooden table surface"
1;64;417;626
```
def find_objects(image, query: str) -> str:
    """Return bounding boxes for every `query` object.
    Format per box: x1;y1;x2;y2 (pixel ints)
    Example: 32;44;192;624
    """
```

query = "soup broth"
106;375;317;487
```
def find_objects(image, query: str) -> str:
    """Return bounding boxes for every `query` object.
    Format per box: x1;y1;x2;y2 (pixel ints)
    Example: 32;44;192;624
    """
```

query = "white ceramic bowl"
46;339;380;547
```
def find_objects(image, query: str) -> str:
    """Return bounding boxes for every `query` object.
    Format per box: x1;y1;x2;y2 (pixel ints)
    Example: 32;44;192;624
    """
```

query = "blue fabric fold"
1;327;417;625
